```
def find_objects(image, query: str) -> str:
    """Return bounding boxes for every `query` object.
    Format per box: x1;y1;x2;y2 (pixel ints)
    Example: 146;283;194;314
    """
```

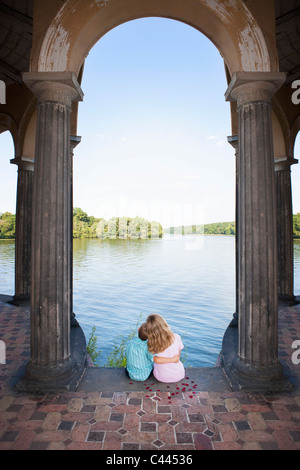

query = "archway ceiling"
0;0;299;85
276;0;300;84
0;0;33;86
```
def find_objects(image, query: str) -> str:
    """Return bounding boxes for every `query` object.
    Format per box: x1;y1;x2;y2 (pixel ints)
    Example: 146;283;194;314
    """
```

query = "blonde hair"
146;314;174;354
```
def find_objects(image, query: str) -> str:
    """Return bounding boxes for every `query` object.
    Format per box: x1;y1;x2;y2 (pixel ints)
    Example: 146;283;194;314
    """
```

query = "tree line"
72;207;163;239
2;209;300;239
0;208;163;239
165;222;235;236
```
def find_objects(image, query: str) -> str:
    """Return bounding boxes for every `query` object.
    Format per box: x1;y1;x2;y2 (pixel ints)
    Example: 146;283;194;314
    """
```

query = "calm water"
2;236;300;367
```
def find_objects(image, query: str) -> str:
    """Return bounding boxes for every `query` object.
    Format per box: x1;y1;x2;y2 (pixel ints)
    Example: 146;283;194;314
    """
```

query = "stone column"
10;156;34;303
275;156;298;302
70;135;81;327
19;72;83;391
227;135;239;327
225;72;291;391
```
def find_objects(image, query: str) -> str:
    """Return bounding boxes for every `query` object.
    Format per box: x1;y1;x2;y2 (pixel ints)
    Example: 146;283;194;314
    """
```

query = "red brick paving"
0;300;300;451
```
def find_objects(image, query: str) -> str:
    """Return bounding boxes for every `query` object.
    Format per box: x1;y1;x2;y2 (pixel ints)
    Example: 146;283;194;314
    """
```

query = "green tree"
293;213;300;238
0;212;16;239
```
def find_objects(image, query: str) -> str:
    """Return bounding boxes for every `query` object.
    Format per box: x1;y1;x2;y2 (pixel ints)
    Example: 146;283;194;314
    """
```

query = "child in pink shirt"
146;314;185;383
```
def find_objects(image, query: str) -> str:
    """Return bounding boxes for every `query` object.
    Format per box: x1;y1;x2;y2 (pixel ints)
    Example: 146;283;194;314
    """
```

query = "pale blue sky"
1;18;300;227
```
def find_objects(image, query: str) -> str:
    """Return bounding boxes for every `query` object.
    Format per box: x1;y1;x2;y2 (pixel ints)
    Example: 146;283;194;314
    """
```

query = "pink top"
153;333;185;383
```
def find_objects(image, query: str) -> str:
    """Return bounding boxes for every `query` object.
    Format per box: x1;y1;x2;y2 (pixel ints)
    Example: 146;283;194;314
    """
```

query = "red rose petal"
189;395;193;398
145;395;149;398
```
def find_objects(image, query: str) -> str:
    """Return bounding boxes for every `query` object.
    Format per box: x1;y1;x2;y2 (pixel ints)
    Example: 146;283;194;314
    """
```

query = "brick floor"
0;300;300;451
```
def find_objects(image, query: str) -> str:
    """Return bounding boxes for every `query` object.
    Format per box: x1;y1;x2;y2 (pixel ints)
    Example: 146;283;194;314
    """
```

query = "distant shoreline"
2;209;300;239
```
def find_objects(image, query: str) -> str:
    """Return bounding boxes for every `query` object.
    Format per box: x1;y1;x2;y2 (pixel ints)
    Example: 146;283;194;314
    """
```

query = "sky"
1;17;300;228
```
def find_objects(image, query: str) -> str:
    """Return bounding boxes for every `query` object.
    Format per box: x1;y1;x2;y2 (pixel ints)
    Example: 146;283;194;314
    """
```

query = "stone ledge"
77;366;231;393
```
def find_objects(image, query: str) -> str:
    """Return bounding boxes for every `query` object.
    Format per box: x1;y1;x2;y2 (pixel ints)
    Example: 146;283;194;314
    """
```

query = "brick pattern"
0;301;300;450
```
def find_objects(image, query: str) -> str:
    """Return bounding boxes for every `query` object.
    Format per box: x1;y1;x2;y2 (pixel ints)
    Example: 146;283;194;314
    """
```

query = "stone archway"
19;0;292;392
32;0;275;76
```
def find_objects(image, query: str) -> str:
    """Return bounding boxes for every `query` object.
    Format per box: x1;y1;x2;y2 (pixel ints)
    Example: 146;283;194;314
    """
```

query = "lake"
1;236;300;367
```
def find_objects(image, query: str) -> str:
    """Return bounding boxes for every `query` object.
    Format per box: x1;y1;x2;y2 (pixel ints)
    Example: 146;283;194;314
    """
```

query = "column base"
229;312;238;328
221;323;293;393
71;311;79;327
278;294;300;306
8;295;30;307
16;358;78;393
16;320;87;393
224;356;293;393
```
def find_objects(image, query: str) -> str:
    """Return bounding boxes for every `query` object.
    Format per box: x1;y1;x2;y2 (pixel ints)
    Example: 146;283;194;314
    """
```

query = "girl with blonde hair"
146;314;185;383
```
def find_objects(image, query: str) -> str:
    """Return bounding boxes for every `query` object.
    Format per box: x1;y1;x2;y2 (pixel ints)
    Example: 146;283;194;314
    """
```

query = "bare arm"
153;354;180;364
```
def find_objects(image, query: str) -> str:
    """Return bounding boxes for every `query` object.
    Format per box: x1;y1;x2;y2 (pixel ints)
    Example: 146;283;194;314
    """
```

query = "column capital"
225;72;286;108
70;135;82;153
22;72;83;107
227;135;238;151
11;156;34;172
275;156;298;172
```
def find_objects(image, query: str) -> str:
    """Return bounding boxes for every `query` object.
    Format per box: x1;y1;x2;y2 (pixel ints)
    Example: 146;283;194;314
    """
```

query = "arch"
32;0;277;77
0;113;17;158
290;117;300;158
22;109;36;159
272;109;288;159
